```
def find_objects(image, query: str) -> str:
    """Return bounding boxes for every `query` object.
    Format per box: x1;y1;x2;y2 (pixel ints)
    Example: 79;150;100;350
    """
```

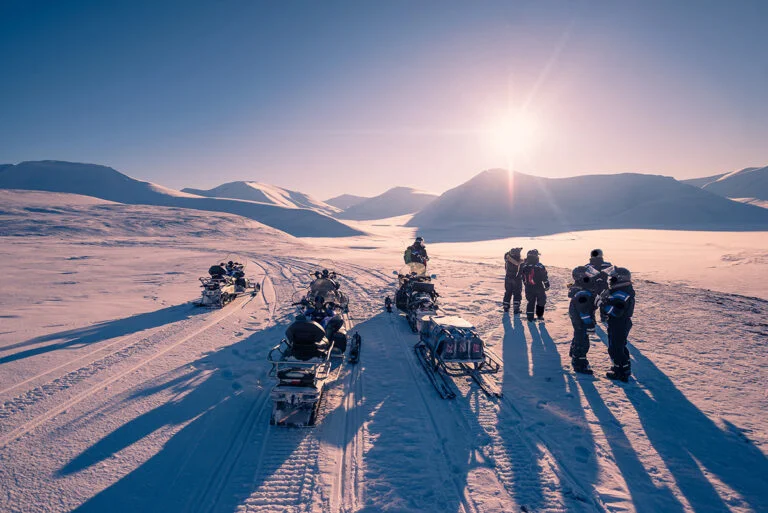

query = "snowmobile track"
0;293;258;449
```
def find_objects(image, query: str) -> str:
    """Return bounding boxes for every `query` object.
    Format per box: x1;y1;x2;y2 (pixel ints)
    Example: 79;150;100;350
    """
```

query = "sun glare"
484;111;543;170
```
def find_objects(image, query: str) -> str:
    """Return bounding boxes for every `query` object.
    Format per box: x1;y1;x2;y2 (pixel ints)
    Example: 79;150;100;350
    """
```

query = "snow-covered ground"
1;194;766;512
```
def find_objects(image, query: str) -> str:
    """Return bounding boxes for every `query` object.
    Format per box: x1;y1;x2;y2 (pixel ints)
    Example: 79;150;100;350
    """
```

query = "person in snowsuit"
502;247;524;314
585;249;613;322
404;237;429;268
520;249;549;322
568;266;597;374
600;267;635;381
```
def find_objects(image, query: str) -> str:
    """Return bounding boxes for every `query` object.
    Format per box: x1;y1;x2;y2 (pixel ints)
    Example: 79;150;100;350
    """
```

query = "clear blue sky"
1;0;766;198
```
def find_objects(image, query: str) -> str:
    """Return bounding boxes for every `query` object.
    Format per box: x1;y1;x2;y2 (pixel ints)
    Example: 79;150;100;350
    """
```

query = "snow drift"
408;169;768;241
336;187;437;220
182;181;340;217
324;193;369;211
0;161;361;238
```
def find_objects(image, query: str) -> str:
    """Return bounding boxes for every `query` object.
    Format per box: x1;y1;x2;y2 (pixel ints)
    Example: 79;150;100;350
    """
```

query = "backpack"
524;266;537;286
404;248;412;264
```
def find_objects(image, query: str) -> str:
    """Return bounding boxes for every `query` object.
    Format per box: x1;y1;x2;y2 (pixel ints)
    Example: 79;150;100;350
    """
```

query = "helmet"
571;266;591;284
315;295;325;305
228;260;234;266
609;267;631;286
590;249;603;259
526;249;540;263
415;236;424;244
322;269;330;278
510;247;522;257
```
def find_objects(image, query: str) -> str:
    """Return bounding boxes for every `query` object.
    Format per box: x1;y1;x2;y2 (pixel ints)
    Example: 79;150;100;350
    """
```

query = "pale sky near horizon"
1;0;767;198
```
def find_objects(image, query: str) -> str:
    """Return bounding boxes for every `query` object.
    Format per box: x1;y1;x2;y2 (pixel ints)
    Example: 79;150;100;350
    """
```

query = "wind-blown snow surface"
0;161;360;237
182;181;341;217
336;187;437;220
409;169;768;241
1;203;767;513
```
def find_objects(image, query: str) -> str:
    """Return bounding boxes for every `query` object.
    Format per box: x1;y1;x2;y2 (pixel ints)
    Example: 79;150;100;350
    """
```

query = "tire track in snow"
0;293;259;449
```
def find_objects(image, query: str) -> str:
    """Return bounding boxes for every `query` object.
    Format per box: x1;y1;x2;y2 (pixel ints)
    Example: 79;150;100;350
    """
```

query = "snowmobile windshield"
309;278;341;301
400;262;427;277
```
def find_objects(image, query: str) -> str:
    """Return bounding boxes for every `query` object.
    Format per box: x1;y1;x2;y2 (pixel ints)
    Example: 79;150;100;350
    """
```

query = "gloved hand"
543;280;550;291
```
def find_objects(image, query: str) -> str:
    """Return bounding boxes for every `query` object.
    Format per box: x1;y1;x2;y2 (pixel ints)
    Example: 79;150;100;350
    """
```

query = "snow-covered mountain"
0;161;361;238
698;166;768;201
324;193;369;211
682;173;727;188
182;181;340;217
408;169;768;241
336;186;437;220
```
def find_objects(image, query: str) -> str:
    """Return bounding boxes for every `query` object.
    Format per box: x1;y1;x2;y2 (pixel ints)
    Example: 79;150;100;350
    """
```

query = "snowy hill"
699;166;768;201
182;181;340;217
0;161;361;238
0;189;290;240
336;186;437;220
682;172;727;188
325;193;369;210
408;169;768;241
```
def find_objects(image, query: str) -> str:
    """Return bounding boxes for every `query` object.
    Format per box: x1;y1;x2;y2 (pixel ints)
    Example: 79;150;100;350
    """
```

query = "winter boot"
535;305;545;320
503;302;510;312
606;364;631;382
572;357;594;375
513;300;521;315
527;313;535;322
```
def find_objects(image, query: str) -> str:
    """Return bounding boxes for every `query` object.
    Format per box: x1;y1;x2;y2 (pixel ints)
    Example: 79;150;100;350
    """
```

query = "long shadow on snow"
63;321;303;513
350;311;472;513
593;328;768;513
497;314;599;510
0;302;206;364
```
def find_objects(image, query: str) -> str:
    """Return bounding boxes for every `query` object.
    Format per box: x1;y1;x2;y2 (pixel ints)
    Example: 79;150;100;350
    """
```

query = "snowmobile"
197;261;259;308
267;315;336;426
390;263;440;332
293;266;361;360
414;315;502;399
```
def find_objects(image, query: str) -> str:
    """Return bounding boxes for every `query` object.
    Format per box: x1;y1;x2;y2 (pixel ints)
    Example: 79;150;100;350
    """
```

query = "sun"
484;111;543;169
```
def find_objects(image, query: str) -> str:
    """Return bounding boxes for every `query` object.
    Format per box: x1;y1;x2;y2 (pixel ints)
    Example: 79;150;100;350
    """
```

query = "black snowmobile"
267;315;335;426
390;263;440;332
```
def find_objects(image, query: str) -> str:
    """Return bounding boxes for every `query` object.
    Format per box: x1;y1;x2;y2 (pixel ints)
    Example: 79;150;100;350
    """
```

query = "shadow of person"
592;328;768;512
577;378;685;512
498;314;602;510
629;347;767;512
64;322;305;513
0;302;206;365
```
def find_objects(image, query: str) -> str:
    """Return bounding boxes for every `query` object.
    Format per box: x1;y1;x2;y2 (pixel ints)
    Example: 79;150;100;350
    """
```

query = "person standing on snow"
404;237;429;268
502;247;524;314
585;249;613;322
520;249;550;322
568;266;597;374
600;267;635;382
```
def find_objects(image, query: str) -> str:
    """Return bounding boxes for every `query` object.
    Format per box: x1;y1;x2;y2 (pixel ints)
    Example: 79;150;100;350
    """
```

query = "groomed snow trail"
1;244;766;513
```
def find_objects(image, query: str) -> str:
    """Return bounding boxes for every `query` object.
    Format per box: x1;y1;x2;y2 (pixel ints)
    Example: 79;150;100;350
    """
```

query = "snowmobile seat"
285;320;329;361
209;265;227;278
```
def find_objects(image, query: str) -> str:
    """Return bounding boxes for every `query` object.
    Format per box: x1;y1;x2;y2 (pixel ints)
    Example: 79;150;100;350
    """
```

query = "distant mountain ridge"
182;181;340;217
699;166;768;201
336;186;437;220
325;193;369;210
0;161;361;238
408;169;768;241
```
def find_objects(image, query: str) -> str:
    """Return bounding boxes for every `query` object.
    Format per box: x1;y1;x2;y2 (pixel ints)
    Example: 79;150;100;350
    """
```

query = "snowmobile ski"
414;342;456;399
348;332;362;364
